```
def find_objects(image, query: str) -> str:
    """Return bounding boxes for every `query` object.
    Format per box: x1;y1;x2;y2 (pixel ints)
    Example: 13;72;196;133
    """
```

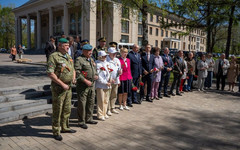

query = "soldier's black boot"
53;135;63;141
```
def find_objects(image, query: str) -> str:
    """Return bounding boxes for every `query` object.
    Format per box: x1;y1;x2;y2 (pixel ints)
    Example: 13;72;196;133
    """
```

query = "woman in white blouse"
95;51;111;121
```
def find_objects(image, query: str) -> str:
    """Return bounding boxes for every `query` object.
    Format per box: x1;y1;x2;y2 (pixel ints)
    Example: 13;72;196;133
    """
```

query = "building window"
156;15;159;23
165;31;168;37
121;35;129;43
167;19;169;24
156;28;159;36
161;29;164;37
155;40;158;47
138;37;142;47
170;32;172;37
161;41;163;48
138;24;143;35
53;16;63;36
178;35;181;39
78;11;81;35
150;27;152;35
69;13;76;35
138;12;142;22
122;7;129;19
150;14;153;22
121;20;129;33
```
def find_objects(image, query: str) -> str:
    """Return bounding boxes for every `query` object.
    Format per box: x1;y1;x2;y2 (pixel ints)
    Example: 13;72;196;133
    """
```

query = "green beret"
98;37;106;42
82;44;93;50
58;38;69;43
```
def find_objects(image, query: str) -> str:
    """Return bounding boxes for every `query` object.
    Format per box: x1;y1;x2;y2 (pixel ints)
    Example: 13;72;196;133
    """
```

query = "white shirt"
95;60;111;89
206;58;215;72
106;56;121;84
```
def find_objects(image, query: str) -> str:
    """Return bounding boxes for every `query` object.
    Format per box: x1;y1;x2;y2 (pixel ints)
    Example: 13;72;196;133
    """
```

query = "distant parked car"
0;48;7;53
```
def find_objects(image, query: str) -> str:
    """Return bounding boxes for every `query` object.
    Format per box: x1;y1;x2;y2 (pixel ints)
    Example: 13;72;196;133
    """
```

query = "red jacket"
119;57;132;81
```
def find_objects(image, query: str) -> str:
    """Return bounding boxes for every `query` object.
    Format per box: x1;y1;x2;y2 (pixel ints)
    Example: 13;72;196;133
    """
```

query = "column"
37;11;41;49
49;7;53;36
27;14;31;49
34;19;37;48
15;17;19;48
112;3;121;43
63;4;69;36
82;0;97;47
18;18;22;45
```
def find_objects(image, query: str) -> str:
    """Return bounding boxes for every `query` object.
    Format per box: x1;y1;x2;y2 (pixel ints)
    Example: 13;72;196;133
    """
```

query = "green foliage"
0;5;15;49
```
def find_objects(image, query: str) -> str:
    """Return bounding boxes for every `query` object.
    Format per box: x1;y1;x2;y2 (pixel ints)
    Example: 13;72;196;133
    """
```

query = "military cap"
98;37;106;42
109;42;117;48
58;38;69;43
81;39;89;44
82;44;93;50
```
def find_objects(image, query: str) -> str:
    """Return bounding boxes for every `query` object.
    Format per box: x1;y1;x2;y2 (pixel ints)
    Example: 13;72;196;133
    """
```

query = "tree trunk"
225;5;235;59
206;2;212;53
142;1;148;47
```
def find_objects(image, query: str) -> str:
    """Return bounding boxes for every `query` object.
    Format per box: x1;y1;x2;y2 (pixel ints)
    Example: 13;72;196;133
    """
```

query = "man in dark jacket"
158;47;173;98
140;44;155;103
45;36;56;61
170;50;186;96
127;44;142;106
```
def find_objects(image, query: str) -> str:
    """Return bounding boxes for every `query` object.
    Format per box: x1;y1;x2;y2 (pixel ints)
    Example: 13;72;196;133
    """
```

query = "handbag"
9;54;13;59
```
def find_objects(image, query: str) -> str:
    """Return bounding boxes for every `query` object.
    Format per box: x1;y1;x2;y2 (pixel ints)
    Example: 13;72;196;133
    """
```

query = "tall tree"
161;0;229;53
0;5;15;49
225;0;240;59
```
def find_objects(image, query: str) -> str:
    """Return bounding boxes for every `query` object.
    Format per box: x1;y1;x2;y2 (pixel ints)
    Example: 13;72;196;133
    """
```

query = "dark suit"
127;51;142;104
45;41;56;61
170;56;185;94
158;54;173;96
140;52;155;100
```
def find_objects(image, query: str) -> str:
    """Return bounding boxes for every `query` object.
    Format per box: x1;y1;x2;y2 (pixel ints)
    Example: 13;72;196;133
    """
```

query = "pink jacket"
119;57;132;81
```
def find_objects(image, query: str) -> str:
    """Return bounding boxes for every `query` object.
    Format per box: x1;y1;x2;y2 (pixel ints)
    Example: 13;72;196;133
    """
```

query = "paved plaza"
0;53;240;150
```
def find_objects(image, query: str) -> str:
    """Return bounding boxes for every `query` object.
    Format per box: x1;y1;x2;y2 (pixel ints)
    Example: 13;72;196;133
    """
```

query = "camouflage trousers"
77;85;95;125
51;84;72;135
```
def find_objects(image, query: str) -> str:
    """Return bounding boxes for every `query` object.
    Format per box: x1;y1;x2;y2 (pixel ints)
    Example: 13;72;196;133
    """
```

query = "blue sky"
0;0;28;8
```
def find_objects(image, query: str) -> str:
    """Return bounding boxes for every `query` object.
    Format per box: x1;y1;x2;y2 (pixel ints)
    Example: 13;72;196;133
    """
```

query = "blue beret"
82;44;93;50
58;38;69;43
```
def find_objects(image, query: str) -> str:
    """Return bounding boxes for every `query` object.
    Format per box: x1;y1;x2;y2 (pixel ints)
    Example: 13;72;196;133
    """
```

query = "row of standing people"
46;37;240;141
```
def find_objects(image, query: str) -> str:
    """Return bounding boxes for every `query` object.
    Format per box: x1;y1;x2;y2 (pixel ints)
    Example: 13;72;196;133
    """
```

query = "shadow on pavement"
0;65;47;77
0;116;52;138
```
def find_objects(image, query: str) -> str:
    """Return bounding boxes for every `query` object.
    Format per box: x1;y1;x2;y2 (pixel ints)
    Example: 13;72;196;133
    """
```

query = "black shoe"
86;121;98;124
176;93;182;96
164;94;171;98
146;99;153;103
155;97;159;100
53;135;63;141
139;98;143;104
133;101;140;104
170;92;175;96
79;124;88;129
61;129;77;133
127;104;133;107
159;95;163;99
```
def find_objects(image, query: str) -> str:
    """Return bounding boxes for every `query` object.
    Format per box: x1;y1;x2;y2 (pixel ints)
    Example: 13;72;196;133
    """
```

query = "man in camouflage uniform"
75;44;99;129
92;37;107;60
47;38;76;141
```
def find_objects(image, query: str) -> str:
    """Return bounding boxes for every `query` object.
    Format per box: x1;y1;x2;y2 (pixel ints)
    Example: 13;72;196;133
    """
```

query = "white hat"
108;47;117;53
98;51;108;57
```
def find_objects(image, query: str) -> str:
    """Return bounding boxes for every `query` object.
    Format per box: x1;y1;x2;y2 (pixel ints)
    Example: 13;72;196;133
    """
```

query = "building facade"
13;0;206;52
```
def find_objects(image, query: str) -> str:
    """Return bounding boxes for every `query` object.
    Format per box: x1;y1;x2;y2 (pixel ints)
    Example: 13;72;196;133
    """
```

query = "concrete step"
0;83;50;96
0;96;51;113
0;90;52;103
0;104;52;124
